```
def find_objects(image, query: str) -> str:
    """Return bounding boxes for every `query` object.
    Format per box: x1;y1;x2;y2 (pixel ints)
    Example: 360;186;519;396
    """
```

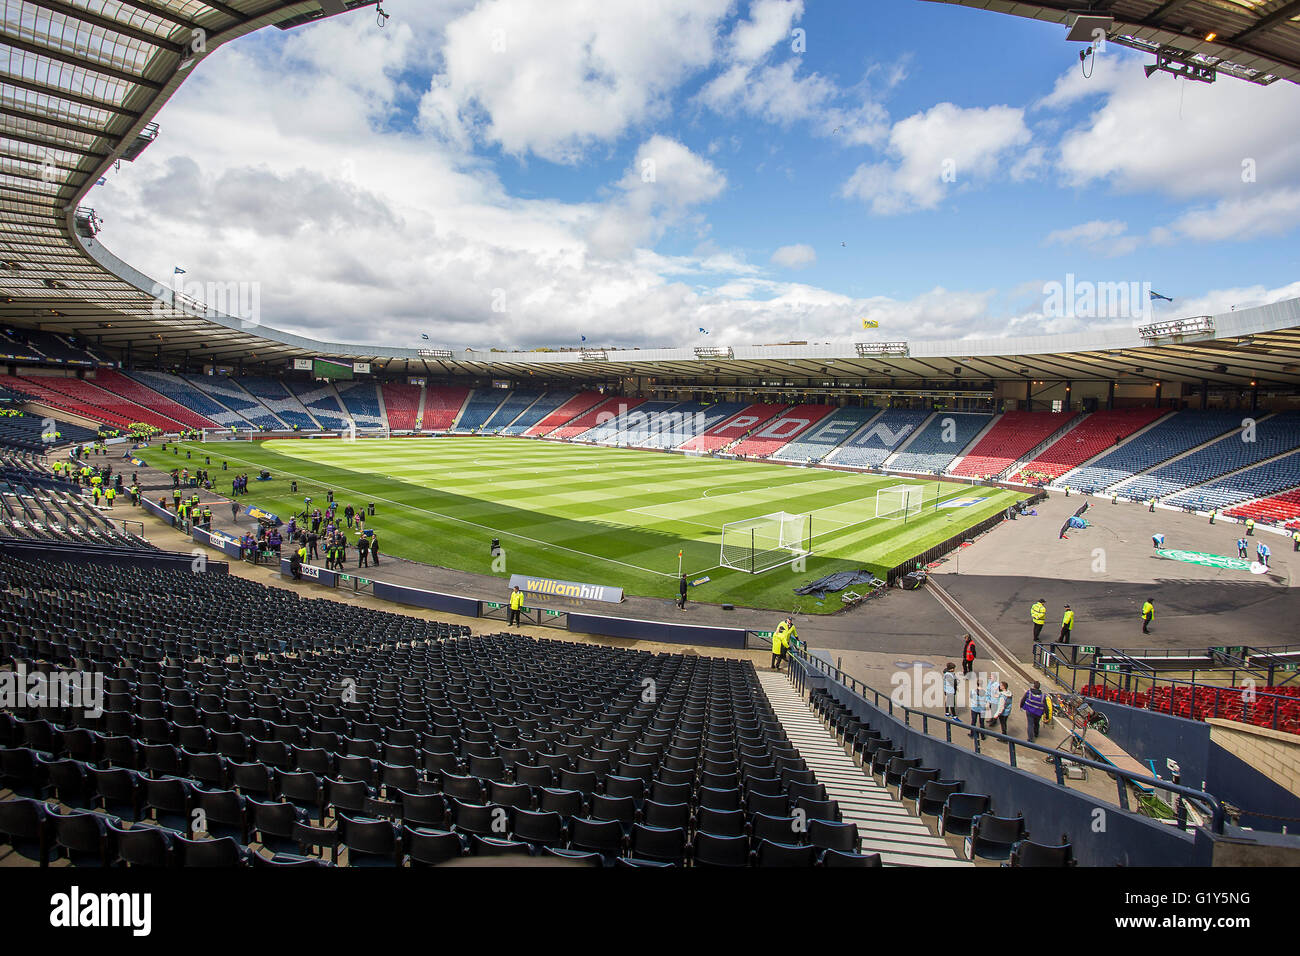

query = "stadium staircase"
756;671;971;866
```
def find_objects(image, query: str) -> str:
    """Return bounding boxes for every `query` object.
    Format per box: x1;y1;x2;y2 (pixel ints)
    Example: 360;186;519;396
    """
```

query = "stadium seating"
128;371;251;427
0;326;102;367
1060;411;1241;493
380;384;422;432
1224;488;1300;529
729;406;835;458
549;397;645;440
0;552;856;867
1114;411;1300;501
579;401;678;444
499;392;573;435
1164;449;1300;512
1012;408;1167;483
769;407;883;463
481;391;544;432
284;381;349;429
0;390;97;451
1080;683;1300;736
417;386;472;432
524;392;606;437
94;371;217;430
888;412;992;473
824;408;930;468
453;390;510;432
236;378;318;430
185;376;283;430
334;382;385;429
949;411;1077;479
636;402;747;450
679;404;789;453
4;375;182;433
0;458;153;550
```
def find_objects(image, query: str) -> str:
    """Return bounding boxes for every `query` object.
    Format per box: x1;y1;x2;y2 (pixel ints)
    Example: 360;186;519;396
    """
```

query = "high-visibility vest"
1062;609;1074;628
1031;602;1046;625
509;591;524;610
772;625;789;654
1142;602;1154;619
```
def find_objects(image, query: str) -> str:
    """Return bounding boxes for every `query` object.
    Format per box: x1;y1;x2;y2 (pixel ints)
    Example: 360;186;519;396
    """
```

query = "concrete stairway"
757;670;971;867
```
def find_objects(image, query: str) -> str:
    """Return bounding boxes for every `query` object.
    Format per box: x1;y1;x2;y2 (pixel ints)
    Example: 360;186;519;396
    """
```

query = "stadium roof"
3;1;1300;391
0;1;375;358
921;0;1300;85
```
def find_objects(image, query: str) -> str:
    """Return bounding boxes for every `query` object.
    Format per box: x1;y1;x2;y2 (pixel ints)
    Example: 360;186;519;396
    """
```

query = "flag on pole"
698;327;709;334
1149;290;1173;303
861;318;879;329
173;267;186;274
420;333;429;340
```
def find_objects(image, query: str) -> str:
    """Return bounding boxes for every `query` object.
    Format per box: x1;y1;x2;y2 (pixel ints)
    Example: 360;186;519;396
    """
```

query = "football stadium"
2;0;1299;923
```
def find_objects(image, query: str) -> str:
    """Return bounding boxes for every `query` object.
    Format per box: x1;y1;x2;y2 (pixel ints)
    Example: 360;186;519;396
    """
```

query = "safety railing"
1034;642;1300;735
787;647;1226;833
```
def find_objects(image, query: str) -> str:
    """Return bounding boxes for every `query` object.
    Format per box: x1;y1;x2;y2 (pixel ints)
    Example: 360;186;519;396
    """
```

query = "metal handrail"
1034;642;1300;733
787;647;1226;833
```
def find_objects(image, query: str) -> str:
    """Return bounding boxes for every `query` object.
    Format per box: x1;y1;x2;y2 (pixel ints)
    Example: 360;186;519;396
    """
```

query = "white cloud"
841;103;1032;214
1044;219;1140;257
696;0;889;145
1045;58;1300;200
771;243;816;268
418;0;732;163
1161;188;1300;243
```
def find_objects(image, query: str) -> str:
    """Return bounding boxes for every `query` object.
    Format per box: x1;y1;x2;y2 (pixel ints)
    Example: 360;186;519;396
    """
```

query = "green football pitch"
138;437;1028;614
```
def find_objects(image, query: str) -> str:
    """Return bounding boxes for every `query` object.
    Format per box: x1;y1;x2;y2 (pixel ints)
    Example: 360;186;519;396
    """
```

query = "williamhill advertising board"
510;574;624;604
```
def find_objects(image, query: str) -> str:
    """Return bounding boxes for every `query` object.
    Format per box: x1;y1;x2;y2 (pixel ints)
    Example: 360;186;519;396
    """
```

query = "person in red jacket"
961;634;976;676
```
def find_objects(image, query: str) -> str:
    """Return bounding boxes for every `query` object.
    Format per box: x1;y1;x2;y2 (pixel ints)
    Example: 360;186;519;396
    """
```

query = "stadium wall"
798;662;1209;866
1074;697;1300;833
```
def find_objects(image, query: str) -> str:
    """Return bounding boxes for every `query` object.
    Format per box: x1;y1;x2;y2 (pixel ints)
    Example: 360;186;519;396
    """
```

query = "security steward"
508;585;525;627
1031;598;1047;642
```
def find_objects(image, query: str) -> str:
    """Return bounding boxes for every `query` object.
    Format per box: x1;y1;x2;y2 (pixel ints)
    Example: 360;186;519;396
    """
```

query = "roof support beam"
36;0;186;54
0;74;140;117
0;32;165;91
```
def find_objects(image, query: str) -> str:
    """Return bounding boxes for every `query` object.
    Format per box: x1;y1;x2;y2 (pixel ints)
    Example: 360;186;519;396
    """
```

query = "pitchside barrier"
270;560;753;648
883;489;1047;585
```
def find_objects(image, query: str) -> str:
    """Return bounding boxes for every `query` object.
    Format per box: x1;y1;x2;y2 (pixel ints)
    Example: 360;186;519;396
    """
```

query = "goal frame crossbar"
719;511;812;575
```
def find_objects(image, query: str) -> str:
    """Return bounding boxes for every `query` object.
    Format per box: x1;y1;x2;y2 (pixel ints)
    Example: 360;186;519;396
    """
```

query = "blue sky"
93;0;1300;350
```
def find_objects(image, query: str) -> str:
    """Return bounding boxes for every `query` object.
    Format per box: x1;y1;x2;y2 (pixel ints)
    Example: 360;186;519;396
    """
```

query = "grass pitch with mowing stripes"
141;437;1028;614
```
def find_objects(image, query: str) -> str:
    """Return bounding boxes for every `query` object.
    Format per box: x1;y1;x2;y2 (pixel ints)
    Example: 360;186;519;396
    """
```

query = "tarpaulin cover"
794;569;874;595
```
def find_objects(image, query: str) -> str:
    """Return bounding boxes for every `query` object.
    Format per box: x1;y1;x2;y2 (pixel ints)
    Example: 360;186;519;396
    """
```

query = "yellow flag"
861;318;879;329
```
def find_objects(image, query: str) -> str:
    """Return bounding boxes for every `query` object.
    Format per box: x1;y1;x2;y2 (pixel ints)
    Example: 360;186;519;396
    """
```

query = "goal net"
875;485;924;520
720;512;811;574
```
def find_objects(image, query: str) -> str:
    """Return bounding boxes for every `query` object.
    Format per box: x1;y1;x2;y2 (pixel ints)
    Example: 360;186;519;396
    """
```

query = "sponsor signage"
246;506;281;525
292;358;312;371
510;573;624;604
1155;549;1254;571
353;362;371;375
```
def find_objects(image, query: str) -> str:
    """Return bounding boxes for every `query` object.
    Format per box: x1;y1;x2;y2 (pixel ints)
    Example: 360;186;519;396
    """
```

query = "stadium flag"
861;318;879;329
1149;290;1173;302
173;267;186;274
698;327;709;334
581;335;587;342
420;333;429;340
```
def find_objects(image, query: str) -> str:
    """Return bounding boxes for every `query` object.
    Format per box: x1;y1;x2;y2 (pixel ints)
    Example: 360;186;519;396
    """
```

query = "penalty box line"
172;442;680;580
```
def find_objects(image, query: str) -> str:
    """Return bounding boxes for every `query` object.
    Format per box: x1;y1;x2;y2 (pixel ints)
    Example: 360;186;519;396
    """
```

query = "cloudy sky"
92;0;1300;351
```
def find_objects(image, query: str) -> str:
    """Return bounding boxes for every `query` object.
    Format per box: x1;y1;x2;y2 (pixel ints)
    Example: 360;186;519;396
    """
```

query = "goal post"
876;484;925;521
720;511;812;574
